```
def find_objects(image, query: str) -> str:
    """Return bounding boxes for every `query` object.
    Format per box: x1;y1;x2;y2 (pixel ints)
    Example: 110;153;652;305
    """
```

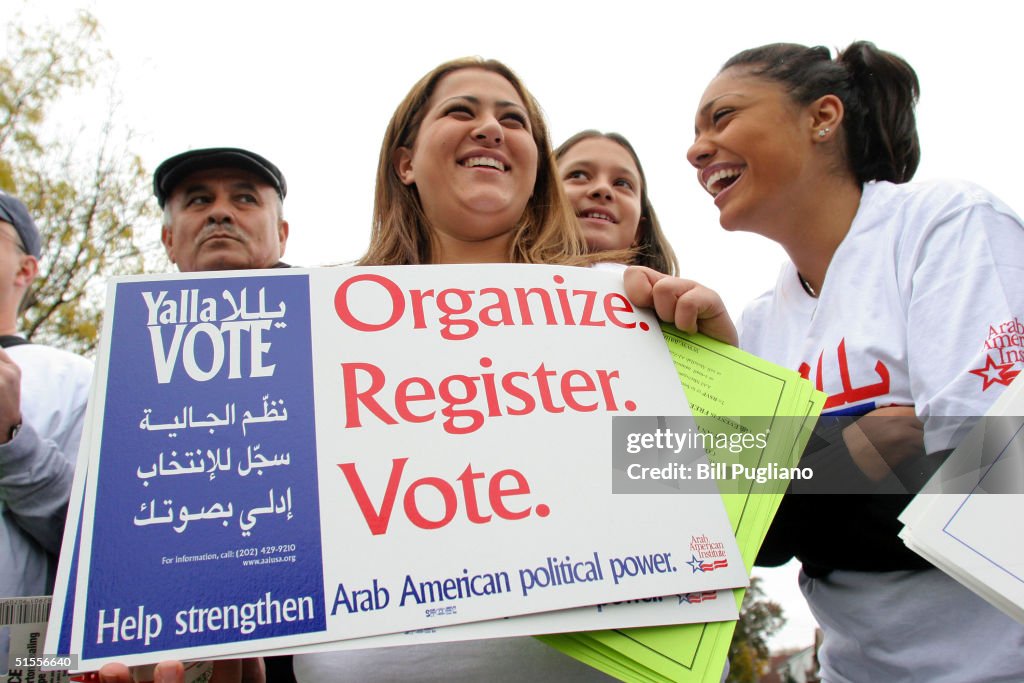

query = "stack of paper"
899;377;1024;624
540;327;826;682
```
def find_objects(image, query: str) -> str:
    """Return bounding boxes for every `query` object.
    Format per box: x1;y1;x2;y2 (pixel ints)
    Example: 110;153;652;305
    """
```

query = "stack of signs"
900;376;1024;624
45;265;750;673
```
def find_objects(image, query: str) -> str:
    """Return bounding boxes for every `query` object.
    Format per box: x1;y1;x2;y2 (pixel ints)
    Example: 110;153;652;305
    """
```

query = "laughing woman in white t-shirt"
628;41;1024;682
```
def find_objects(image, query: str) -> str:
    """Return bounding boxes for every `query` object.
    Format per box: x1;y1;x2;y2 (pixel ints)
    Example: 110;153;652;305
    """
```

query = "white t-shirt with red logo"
740;179;1024;682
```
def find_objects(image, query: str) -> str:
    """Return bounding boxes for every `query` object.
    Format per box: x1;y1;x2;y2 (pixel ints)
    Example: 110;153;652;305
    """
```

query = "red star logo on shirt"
968;355;1020;391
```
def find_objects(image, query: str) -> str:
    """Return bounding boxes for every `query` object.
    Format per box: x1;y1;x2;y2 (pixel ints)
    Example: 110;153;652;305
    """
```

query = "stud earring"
817;127;831;139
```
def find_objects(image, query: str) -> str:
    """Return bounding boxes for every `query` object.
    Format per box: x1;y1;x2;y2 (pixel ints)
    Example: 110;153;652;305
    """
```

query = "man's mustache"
197;221;245;243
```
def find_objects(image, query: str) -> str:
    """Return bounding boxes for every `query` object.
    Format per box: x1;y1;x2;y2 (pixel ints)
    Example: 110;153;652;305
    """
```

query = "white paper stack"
899;377;1024;623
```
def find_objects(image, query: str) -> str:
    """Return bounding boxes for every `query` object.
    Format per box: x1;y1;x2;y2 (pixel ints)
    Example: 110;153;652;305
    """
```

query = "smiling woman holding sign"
285;57;727;682
295;57;615;683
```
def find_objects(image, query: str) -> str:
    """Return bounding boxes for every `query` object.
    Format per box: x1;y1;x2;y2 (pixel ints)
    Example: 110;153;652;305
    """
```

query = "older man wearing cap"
154;147;289;272
98;149;290;683
0;191;92;605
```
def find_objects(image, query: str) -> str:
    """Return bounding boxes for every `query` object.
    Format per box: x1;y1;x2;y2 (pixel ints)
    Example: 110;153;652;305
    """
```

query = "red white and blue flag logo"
686;554;729;573
678;590;718;604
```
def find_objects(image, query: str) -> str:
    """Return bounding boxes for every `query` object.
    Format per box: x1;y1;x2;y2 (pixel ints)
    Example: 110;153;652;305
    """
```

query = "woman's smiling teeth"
462;156;507;171
580;209;616;222
705;167;742;196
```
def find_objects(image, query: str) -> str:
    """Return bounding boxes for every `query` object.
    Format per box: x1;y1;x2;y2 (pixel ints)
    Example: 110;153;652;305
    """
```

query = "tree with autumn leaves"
2;8;156;354
728;576;788;682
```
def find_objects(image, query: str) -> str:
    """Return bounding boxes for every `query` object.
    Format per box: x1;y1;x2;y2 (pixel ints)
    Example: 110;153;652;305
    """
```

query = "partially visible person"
556;130;678;275
632;40;1024;682
0;192;91;590
557;132;733;342
0;191;92;661
153;147;289;272
97;659;264;683
98;147;290;683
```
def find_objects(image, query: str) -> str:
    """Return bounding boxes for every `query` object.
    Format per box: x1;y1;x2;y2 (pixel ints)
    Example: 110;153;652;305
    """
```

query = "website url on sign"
242;555;297;566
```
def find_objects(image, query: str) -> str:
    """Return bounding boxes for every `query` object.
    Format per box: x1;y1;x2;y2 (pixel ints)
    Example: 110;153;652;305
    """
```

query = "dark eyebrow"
496;100;526;113
441;95;479;107
698;93;744;117
694;93;745;135
440;95;527;115
614;167;640;184
561;159;639;186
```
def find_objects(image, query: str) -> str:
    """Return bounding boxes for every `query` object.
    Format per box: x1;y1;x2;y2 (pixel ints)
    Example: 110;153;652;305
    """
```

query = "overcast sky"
8;0;1022;651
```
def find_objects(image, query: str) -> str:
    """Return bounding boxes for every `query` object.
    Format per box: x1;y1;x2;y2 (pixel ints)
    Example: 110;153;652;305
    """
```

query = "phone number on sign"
234;544;296;558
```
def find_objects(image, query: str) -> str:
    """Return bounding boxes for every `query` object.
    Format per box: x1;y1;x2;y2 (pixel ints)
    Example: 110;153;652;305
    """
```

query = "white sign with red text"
64;264;746;670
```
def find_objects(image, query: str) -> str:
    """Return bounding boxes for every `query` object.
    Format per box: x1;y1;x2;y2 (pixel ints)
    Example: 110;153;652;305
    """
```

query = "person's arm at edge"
0;421;73;553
